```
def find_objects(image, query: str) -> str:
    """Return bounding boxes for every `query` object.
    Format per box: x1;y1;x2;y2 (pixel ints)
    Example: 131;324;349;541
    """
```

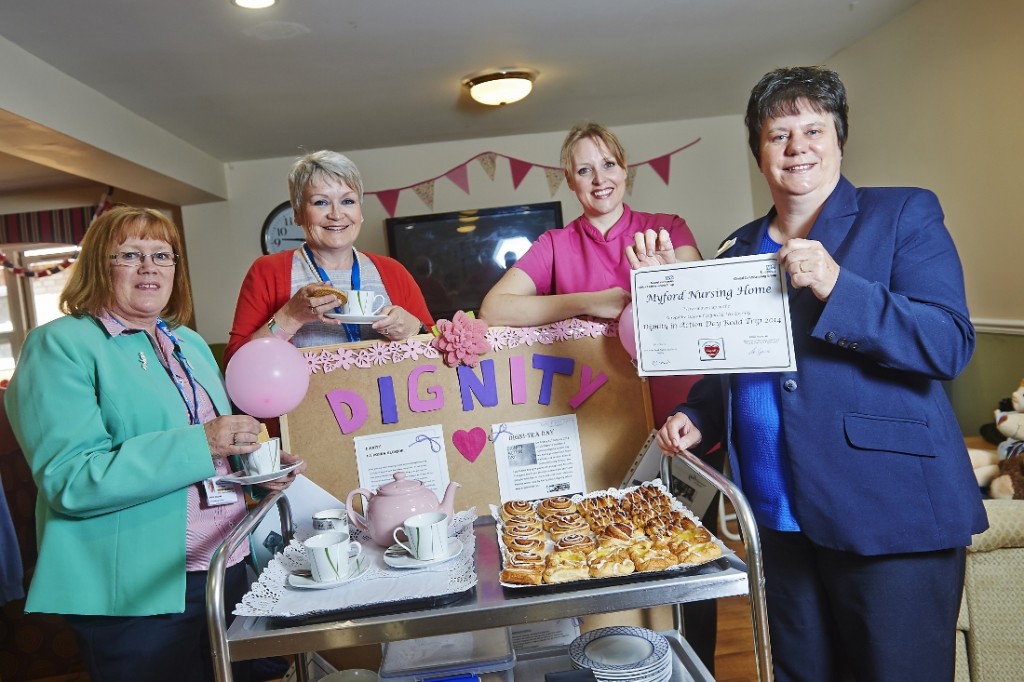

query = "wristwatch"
267;316;293;340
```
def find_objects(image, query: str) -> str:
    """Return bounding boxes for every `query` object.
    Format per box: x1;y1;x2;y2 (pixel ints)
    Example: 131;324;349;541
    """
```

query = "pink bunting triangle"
445;164;471;194
374;189;401;218
648;154;672;185
508;158;533;190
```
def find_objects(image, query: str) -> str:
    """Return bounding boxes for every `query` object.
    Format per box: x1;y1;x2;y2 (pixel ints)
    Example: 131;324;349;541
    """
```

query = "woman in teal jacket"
4;206;304;682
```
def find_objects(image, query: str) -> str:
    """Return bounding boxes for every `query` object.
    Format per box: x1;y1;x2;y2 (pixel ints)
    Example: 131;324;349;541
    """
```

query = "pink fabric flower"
431;311;490;367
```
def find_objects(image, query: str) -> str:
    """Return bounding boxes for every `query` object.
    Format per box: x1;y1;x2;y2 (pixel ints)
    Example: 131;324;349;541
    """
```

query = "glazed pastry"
628;541;679;572
586;507;631;534
597;522;638;547
554;533;597;555
536;496;577;518
587;546;635;578
500;500;537;522
544;513;591;540
500;551;546;585
578;494;619;519
676;540;723;565
630;506;660;532
542;549;589;584
503;512;542;528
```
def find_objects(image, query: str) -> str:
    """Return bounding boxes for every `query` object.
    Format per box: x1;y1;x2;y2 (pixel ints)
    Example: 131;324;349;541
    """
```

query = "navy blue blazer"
678;176;988;555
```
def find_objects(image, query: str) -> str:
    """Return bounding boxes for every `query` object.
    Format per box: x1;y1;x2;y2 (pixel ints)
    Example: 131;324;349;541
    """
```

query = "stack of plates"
568;626;672;682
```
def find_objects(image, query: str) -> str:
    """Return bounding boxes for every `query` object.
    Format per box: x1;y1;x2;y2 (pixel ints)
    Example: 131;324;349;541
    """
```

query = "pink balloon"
619;302;637;360
225;338;310;418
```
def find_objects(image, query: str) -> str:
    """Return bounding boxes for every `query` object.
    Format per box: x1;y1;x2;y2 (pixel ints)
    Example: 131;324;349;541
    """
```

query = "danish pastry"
676;540;723;565
627;541;679;572
500;551;545;585
588;546;635;578
597;522;639;547
504;535;546;555
543;549;589;584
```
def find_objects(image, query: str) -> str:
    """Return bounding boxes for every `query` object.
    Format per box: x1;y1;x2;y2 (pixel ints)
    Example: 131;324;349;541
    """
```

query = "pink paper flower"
431;311;490;367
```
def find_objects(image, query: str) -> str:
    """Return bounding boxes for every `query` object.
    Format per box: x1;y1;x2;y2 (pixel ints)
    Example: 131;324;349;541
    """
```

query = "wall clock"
260;201;305;255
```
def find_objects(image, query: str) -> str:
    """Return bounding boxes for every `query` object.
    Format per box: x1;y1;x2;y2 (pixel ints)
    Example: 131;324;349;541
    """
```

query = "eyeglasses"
109;251;179;267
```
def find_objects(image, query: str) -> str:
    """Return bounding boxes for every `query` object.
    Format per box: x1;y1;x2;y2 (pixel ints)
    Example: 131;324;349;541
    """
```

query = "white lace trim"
236;508;478;618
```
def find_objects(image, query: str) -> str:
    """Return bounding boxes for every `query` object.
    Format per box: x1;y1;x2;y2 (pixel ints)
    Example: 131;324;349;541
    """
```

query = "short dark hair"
745;66;849;164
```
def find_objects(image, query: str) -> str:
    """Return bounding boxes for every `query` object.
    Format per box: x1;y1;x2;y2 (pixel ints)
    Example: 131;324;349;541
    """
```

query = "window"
0;243;79;382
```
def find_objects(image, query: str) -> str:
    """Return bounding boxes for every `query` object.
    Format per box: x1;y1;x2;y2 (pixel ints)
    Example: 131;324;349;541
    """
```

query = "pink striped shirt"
99;312;248;571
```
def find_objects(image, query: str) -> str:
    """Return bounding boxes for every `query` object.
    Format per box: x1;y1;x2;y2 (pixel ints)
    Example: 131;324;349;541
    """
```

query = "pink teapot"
346;472;461;547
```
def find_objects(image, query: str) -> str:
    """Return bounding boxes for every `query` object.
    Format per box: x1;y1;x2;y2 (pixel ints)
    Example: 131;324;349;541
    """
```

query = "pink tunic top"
514;204;697;295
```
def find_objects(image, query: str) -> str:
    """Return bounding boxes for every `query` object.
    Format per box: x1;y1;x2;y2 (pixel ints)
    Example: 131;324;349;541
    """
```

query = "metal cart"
206;451;772;681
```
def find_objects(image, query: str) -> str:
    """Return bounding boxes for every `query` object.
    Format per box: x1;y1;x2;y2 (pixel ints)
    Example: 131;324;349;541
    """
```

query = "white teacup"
303;530;363;583
312;508;349;534
242;438;280;477
341;289;386;316
393;511;449;561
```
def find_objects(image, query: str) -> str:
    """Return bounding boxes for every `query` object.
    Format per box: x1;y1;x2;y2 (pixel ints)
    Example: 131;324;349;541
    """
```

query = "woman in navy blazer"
651;67;987;681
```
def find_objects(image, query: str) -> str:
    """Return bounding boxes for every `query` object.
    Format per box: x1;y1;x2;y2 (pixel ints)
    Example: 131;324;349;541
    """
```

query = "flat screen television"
385;201;563;322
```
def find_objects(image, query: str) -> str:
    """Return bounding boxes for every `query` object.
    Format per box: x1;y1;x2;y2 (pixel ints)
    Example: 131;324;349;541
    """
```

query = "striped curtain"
0;206;93;245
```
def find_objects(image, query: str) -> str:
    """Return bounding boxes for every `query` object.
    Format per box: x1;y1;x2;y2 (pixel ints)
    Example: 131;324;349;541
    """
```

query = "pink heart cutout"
453;427;487;463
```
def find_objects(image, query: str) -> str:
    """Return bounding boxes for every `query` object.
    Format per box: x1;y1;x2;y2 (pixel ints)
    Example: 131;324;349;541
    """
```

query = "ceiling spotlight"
231;0;276;8
462;68;538;106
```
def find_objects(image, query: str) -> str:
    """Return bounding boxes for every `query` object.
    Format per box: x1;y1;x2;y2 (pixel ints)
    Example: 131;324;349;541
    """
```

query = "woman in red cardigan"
226;150;433;365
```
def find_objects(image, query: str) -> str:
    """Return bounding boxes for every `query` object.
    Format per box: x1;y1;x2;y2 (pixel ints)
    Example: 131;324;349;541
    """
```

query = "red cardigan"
224;250;434;365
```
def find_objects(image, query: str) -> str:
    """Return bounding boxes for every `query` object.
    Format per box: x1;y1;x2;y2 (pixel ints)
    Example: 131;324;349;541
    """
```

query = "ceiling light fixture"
462;68;538;106
231;0;276;9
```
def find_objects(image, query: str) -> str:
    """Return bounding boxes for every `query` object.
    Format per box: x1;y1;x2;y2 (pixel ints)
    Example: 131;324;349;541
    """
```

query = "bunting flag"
92;186;115;224
478;152;497;180
543;168;564;197
413;181;435;210
0;251;76;278
365;139;701;217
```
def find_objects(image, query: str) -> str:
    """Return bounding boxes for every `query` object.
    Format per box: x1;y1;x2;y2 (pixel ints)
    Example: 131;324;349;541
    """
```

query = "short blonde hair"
61;205;193;327
559;122;628;184
288;150;364;216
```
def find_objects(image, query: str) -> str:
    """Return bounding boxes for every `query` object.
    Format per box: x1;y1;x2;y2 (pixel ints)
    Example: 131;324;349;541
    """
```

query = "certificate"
491;415;587;502
630;253;797;376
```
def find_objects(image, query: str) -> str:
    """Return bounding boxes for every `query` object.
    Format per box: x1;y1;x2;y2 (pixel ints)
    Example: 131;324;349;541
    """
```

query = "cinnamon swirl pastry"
504;535;546;555
544;512;591;540
500;500;537;522
536;496;577;518
501;521;545;546
554;533;597;555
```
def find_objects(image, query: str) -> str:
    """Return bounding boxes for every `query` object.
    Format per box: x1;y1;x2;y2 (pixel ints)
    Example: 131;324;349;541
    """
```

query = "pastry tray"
491;480;731;592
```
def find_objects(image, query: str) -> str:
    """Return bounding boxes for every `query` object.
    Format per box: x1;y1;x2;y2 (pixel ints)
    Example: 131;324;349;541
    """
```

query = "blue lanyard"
302;243;361;342
154;320;201;425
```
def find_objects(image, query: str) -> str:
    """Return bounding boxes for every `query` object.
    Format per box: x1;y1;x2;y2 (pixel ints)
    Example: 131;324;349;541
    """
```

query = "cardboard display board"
281;319;654;512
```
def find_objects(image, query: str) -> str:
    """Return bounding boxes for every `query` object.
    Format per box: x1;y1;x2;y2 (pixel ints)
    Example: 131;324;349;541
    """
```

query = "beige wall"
183;115;754;343
826;0;1023;331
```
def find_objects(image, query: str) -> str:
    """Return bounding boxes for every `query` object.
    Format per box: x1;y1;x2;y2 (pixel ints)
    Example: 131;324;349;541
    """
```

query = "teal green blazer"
4;314;231;616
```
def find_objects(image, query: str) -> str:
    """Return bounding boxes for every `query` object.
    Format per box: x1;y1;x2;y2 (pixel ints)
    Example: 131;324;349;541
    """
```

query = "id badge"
202;477;239;505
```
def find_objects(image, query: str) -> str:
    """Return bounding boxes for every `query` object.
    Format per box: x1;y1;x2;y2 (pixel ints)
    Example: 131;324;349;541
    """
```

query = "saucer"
382;538;462;569
287;555;369;589
221;461;302;486
324;313;385;324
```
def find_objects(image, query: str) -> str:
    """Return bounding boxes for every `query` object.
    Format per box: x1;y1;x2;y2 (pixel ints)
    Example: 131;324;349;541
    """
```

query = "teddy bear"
969;378;1024;498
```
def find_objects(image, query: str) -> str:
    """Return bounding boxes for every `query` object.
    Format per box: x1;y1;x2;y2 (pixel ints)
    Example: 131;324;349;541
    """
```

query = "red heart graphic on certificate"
452;427;487;462
704;343;721;358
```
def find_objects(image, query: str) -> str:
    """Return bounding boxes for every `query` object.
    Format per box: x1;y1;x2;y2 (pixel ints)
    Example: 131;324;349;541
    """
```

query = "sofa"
955;498;1024;682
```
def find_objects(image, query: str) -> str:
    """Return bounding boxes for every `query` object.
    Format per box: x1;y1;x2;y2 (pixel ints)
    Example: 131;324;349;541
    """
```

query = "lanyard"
154;320;202;425
302;243;361;342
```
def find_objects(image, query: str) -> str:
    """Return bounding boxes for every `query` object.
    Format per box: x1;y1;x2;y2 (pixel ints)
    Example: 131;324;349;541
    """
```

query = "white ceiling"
0;0;919;199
